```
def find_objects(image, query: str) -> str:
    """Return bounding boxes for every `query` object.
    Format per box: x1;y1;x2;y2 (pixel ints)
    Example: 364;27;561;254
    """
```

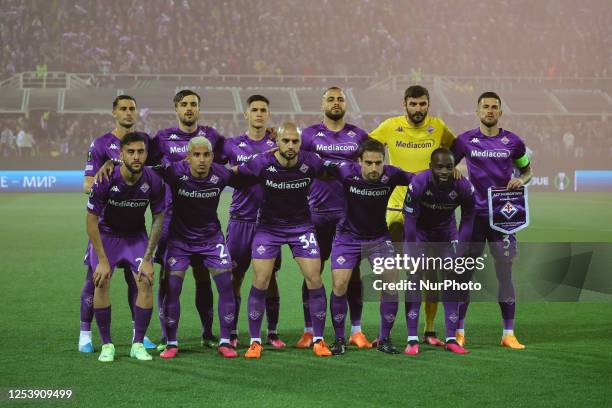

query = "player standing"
86;132;164;362
156;136;239;358
79;95;156;352
370;85;455;346
149;90;225;350
221;95;285;348
326;139;414;355
299;87;371;349
402;148;475;355
451;92;532;349
235;123;332;358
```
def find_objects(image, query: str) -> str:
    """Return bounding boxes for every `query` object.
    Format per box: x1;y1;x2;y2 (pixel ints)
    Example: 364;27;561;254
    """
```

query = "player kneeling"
86;132;165;362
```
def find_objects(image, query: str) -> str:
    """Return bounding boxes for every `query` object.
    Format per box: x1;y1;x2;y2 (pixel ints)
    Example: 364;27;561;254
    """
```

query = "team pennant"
488;186;529;234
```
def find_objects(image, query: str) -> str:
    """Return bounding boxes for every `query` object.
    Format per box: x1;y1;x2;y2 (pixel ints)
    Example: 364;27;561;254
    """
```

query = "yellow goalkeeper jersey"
369;115;455;210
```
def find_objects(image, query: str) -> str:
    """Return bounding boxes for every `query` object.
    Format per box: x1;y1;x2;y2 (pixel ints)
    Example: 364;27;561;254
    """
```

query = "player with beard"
298;87;371;350
79;95;156;352
86;132;165;362
221;95;285;348
370;85;455;347
148;90;225;351
326;139;414;355
402;148;475;355
235;123;333;359
452;92;532;349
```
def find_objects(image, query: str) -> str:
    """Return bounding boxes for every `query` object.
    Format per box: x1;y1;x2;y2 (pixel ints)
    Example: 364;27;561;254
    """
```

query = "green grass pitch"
1;192;611;407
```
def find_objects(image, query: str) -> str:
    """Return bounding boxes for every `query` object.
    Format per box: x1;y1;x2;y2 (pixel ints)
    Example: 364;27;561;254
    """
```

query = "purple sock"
302;281;312;327
80;268;94;331
93;306;112;344
309;287;327;338
166;275;184;343
330;292;347;339
500;300;515;331
133;305;152;343
247;286;266;340
495;261;516;330
195;278;214;337
443;302;460;338
347;272;363;327
458;301;469;330
213;272;235;340
232;296;241;333
157;272;167;339
123;267;137;322
266;296;280;332
405;302;421;337
379;297;398;339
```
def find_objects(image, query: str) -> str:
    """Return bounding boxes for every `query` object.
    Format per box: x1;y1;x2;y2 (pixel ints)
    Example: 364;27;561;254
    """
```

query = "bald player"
235;123;333;359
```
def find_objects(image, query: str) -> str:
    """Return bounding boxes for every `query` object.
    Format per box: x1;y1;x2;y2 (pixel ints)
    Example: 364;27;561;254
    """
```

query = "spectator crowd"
1;0;610;79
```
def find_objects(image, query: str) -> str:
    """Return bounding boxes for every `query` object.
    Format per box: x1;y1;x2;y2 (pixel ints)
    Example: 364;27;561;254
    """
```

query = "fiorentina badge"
488;186;529;234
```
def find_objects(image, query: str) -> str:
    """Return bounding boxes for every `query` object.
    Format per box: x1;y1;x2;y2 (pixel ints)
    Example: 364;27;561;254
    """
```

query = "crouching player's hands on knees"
93;259;111;287
137;258;154;286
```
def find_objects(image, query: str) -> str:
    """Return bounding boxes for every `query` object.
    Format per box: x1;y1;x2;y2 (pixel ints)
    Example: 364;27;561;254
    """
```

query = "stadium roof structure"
1;72;611;117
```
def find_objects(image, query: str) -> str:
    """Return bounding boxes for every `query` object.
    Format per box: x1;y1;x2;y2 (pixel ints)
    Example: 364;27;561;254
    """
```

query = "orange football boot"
295;332;314;349
244;342;263;358
313;339;332;357
349;332;372;349
501;334;525;349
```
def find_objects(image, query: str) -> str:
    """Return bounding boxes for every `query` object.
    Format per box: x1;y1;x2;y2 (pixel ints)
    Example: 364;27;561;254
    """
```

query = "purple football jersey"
148;125;226;217
329;162;413;239
237;151;326;227
86;166;165;236
148;125;225;165
301;123;369;213
222;132;276;221
402;170;475;242
452;128;528;215
84;132;151;177
159;161;237;242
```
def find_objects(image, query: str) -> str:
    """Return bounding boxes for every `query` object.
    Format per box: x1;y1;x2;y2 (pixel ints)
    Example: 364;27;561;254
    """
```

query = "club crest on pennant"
500;201;518;220
488;187;529;234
